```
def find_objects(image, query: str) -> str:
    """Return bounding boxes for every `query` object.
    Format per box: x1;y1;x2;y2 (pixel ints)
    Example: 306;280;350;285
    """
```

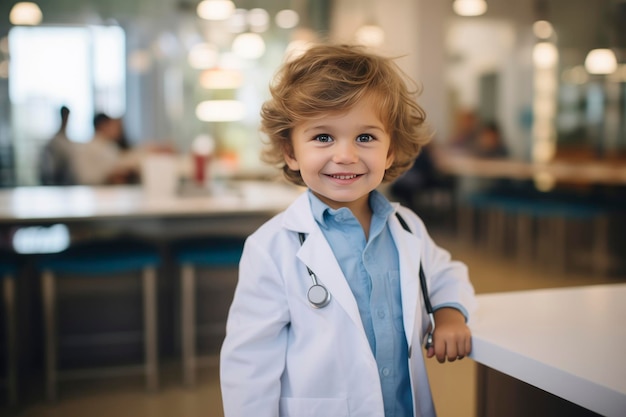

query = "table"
435;152;625;275
434;152;626;185
470;284;626;416
0;180;305;250
0;180;304;223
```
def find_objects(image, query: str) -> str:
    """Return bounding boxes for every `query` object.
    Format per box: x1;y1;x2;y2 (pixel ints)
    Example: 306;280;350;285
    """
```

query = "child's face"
285;99;394;212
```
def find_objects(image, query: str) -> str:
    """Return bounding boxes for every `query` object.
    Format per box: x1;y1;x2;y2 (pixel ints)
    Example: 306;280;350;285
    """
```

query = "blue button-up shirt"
309;190;413;417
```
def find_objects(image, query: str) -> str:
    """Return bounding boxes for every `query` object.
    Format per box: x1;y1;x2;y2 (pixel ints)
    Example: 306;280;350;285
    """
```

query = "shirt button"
377;309;385;318
381;367;390;377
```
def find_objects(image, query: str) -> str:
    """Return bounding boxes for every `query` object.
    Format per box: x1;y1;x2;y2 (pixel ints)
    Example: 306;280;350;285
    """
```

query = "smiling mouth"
328;174;360;180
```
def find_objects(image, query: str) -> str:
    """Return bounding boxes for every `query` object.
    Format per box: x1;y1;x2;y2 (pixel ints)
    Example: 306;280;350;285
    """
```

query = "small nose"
332;140;358;164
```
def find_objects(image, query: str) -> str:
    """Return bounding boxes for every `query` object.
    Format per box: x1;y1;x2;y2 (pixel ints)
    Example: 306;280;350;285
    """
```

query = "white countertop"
0;180;305;223
470;284;626;416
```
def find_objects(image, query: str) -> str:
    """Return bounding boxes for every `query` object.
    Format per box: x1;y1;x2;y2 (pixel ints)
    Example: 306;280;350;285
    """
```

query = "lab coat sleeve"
220;234;291;417
401;207;477;322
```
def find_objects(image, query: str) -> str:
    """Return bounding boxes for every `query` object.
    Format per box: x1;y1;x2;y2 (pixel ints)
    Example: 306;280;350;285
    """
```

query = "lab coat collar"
282;192;317;234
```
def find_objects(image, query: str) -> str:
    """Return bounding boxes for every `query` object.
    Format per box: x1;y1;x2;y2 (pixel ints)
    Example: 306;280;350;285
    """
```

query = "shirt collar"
307;189;394;229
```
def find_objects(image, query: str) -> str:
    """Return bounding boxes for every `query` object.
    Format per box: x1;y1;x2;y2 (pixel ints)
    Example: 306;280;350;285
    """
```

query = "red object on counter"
193;153;210;185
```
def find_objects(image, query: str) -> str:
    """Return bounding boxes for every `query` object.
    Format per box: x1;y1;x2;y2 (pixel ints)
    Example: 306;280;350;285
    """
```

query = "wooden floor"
4;227;624;417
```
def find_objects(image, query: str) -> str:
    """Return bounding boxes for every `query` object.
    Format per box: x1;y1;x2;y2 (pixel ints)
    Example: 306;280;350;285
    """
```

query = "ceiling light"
196;100;245;122
9;2;43;26
532;42;558;69
533;20;554;39
247;8;270;33
355;25;385;47
453;0;487;17
584;48;618;75
197;0;235;21
199;68;243;89
232;32;265;60
275;9;299;29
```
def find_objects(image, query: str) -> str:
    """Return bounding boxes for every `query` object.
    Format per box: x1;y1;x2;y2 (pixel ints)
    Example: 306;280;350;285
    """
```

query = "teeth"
332;174;357;180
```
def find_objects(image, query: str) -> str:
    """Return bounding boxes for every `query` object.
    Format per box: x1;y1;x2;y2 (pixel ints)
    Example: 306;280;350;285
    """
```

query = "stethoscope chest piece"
308;284;331;308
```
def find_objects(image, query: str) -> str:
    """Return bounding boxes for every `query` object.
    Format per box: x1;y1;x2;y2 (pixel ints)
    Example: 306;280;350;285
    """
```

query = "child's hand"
426;307;472;363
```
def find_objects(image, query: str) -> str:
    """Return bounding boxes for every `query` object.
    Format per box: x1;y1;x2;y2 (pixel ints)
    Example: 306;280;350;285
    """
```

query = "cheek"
384;147;394;169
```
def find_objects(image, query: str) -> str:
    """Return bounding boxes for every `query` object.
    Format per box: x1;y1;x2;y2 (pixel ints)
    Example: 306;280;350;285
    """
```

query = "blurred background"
0;0;624;186
0;1;625;416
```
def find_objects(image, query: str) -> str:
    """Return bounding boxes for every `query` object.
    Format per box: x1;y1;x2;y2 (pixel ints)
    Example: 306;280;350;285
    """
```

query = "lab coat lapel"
297;229;365;333
390;210;423;352
282;194;366;336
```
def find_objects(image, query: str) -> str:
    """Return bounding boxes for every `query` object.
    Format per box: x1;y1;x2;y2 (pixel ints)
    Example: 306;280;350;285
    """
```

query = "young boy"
220;44;476;417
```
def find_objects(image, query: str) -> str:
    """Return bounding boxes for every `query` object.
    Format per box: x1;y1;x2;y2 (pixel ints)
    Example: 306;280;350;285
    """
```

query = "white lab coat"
220;192;476;417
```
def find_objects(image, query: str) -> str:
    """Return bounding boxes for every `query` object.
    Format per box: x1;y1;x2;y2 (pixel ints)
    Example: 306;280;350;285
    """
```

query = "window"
8;25;125;185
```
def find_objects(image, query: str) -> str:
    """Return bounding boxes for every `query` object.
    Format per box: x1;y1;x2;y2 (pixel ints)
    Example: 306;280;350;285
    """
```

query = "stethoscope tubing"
419;264;435;349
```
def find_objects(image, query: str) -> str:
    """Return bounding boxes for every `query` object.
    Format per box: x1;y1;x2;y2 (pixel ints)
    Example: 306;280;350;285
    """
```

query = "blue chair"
173;237;243;387
459;188;611;273
0;254;17;406
38;239;160;401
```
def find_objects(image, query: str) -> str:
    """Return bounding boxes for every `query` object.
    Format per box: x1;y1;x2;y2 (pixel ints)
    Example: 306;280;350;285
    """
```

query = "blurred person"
389;143;448;209
448;109;480;153
39;106;76;185
474;121;508;158
71;113;142;185
220;44;476;417
112;126;142;183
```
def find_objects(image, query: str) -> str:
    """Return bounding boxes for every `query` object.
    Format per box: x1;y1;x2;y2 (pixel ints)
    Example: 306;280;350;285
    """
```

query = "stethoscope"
298;232;332;308
297;212;435;349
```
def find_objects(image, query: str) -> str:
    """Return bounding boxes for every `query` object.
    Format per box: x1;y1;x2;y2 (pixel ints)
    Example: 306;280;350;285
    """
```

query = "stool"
0;255;17;406
38;239;160;401
522;200;609;274
457;192;506;249
173;237;243;387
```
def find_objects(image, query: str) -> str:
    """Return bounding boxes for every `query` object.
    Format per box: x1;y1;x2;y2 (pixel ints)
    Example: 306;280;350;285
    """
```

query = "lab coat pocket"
279;397;349;417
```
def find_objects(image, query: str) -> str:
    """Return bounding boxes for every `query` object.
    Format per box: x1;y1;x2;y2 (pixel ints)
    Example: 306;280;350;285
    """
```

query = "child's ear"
283;147;300;171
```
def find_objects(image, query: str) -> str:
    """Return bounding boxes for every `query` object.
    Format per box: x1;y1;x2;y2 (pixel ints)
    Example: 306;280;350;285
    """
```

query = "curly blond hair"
260;44;431;186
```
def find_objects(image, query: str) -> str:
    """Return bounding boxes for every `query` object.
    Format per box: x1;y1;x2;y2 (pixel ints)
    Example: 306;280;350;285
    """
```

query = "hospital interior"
0;0;625;416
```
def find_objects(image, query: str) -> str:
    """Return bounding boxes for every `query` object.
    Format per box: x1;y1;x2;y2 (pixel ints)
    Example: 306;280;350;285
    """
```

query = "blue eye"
356;134;374;143
314;134;333;143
